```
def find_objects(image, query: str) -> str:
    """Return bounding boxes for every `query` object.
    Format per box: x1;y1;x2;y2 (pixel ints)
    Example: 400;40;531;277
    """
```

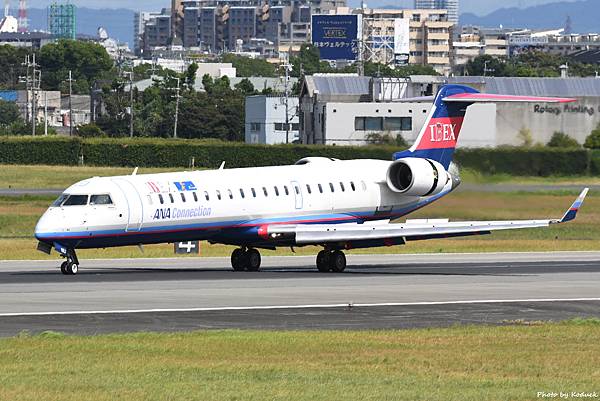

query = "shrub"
584;124;600;149
76;123;106;138
547;131;580;148
517;128;533;147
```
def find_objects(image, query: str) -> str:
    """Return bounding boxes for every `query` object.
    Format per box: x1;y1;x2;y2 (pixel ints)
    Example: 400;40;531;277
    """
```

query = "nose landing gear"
59;248;79;275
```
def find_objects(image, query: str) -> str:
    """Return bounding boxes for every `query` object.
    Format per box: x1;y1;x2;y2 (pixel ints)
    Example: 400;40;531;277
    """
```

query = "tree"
547;131;580;148
0;100;21;125
39;40;114;94
0;45;32;89
234;78;256;95
465;55;507;77
184;63;199;88
290;44;334;77
518;127;534;147
584;124;600;149
76;123;106;138
221;54;277;77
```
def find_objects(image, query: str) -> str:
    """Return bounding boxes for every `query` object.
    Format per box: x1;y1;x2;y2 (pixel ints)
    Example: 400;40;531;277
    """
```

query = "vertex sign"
311;14;362;61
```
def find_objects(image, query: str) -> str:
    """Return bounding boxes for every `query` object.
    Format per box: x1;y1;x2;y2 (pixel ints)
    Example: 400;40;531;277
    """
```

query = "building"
298;74;600;148
134;11;165;55
245;95;300;144
300;74;431;145
0;31;53;49
453;26;511;72
358;8;454;75
414;0;458;24
506;30;600;57
140;9;172;55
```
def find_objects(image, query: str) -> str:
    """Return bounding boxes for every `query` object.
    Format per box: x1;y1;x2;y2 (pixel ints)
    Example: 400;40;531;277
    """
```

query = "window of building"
250;122;260;132
274;122;284;131
355;117;365;131
412;14;420;22
384;117;413;131
355;117;384;131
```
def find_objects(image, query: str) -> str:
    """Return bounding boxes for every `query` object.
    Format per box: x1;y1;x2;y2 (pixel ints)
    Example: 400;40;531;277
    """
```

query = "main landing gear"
316;249;347;273
59;248;79;275
231;248;262;272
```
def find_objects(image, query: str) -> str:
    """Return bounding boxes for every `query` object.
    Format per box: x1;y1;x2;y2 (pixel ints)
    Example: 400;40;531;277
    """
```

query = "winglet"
558;188;589;223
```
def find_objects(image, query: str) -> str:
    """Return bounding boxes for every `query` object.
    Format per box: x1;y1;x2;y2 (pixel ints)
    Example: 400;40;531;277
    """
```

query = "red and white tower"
17;0;27;32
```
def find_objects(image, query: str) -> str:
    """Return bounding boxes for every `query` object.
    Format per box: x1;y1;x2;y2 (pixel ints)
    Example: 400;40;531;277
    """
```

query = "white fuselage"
35;158;454;250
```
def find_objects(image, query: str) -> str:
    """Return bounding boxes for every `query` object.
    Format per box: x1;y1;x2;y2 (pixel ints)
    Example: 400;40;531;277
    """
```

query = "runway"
0;252;599;336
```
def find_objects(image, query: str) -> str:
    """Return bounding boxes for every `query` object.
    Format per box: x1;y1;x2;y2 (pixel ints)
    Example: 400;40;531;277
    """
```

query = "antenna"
4;0;9;18
17;0;27;32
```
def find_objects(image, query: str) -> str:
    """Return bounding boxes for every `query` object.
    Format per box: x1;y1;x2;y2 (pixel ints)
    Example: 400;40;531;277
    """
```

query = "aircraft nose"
34;210;56;241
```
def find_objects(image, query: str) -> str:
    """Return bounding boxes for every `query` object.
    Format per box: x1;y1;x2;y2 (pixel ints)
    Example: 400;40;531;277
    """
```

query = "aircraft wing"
267;188;589;245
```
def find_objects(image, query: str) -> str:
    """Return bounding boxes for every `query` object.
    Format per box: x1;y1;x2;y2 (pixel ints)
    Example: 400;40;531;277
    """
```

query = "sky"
13;0;583;15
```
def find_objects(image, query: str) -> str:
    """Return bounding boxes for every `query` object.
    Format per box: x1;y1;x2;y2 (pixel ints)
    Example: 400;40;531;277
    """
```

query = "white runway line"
1;298;600;318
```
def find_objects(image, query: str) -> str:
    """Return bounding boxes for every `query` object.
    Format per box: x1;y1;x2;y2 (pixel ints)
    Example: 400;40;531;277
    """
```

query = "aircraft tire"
231;248;246;271
246;249;261;272
329;251;346;273
60;262;69;275
316;250;330;272
66;262;78;275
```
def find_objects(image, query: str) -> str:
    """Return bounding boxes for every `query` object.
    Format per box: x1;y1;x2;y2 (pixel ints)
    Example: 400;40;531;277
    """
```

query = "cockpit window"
90;194;113;205
62;195;89;206
51;194;69;207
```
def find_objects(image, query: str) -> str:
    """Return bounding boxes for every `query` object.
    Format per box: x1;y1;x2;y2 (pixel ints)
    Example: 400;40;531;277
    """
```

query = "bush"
0;136;595;176
547;132;580;148
76;123;106;138
584;125;600;149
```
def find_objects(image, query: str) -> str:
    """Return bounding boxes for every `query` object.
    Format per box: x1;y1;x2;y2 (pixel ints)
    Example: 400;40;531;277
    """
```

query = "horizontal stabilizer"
443;93;576;103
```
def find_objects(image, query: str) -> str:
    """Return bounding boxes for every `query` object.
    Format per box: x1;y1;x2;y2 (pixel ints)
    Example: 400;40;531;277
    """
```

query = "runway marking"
1;298;600;317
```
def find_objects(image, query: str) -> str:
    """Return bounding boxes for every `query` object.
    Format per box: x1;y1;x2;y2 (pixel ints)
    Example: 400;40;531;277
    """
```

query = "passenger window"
63;195;88;206
180;193;186;202
204;191;210;201
340;182;345;192
350;182;356;191
284;186;289;195
361;181;367;191
306;184;312;194
240;188;245;198
329;183;335;193
159;194;164;204
251;188;257;198
228;189;233;199
90;194;113;205
146;195;153;205
193;192;198;202
295;186;300;195
318;184;323;193
263;187;268;197
169;194;174;203
216;190;222;200
274;186;280;196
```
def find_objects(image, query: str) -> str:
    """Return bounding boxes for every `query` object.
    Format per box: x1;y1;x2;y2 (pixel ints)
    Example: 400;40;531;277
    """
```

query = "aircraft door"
112;178;143;231
291;181;303;209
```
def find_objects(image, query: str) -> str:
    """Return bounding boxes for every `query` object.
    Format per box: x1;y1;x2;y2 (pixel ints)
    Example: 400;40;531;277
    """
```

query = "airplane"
34;84;589;275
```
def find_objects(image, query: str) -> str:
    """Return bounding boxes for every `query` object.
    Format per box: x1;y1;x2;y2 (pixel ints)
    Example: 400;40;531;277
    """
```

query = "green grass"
0;191;598;260
1;321;599;401
0;164;599;190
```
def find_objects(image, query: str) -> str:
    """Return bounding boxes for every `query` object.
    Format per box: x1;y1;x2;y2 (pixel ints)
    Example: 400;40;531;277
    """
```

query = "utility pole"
44;91;48;136
282;63;292;144
483;60;495;77
171;77;182;138
122;67;134;138
20;55;30;124
67;70;75;136
25;53;40;136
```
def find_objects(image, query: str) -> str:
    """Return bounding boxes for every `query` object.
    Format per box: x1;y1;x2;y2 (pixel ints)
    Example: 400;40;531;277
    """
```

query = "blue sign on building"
0;91;18;102
311;14;361;61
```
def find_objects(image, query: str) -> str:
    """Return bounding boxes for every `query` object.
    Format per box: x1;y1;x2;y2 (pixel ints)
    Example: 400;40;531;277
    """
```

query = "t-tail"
393;84;577;170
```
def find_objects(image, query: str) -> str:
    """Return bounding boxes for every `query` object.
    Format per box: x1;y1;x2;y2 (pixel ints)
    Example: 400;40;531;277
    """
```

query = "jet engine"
386;158;448;197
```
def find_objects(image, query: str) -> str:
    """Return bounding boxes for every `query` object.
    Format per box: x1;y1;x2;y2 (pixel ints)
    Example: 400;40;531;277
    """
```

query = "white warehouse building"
245;95;300;144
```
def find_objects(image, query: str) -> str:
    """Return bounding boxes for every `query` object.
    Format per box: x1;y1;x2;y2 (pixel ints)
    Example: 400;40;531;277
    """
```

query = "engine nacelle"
386;158;448;196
